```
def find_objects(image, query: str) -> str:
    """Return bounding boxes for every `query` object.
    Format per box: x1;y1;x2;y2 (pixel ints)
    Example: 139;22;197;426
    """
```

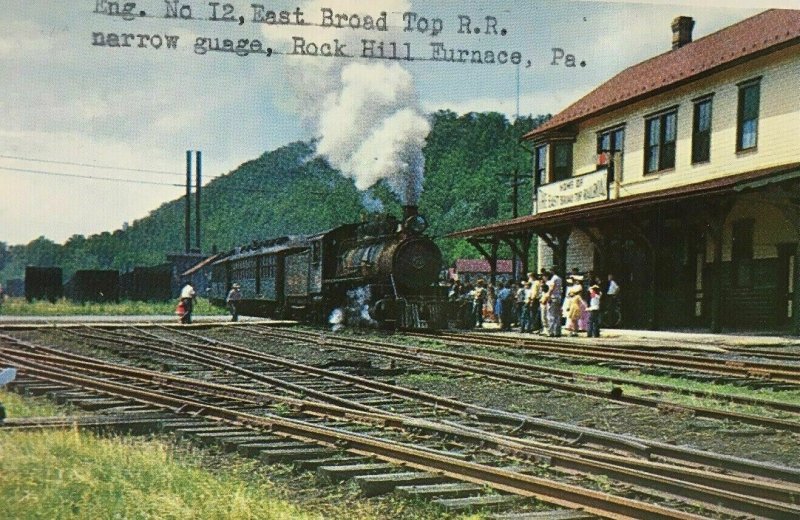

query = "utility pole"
496;168;528;279
185;151;192;254
195;150;202;253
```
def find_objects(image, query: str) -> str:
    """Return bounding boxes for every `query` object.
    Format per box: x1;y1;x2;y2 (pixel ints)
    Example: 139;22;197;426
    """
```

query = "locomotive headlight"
405;215;428;234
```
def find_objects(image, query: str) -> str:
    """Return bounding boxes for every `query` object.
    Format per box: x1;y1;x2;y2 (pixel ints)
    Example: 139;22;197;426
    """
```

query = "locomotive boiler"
208;206;445;329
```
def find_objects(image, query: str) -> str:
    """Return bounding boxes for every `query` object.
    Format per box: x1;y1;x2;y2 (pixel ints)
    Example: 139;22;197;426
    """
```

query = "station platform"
476;322;799;350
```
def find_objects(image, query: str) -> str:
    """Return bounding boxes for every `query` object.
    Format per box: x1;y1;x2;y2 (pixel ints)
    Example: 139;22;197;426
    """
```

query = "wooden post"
468;238;500;285
709;203;729;333
624;220;655;330
649;211;663;331
502;232;533;280
520;232;532;277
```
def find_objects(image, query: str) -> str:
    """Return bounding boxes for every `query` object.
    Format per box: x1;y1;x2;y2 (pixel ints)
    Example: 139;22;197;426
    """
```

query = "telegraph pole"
195;150;202;253
496;168;528;279
185;151;192;254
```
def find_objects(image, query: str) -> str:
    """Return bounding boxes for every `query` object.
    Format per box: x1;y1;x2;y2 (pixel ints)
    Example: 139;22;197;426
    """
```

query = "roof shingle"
525;9;800;140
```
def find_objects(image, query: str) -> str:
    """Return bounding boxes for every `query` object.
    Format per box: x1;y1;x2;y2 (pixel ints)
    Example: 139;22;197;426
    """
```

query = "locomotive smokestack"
402;205;418;224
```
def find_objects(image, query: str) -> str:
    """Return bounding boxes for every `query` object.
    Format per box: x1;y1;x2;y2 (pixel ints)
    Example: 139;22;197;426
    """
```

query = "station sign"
537;169;608;213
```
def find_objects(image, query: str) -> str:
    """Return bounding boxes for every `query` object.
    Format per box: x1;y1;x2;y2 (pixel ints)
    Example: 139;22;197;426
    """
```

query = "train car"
65;270;120;303
119;264;172;301
24;266;63;303
210;206;446;329
208;236;310;316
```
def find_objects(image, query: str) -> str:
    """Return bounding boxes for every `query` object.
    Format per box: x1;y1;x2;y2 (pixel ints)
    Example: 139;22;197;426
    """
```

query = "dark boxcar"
25;266;63;303
124;264;172;301
66;270;120;303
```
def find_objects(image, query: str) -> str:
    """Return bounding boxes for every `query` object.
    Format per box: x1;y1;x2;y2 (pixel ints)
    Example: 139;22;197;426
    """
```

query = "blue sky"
1;0;794;244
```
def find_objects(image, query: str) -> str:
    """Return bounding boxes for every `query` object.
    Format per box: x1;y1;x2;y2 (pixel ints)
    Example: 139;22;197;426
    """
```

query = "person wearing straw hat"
587;284;603;338
565;284;586;337
226;283;242;322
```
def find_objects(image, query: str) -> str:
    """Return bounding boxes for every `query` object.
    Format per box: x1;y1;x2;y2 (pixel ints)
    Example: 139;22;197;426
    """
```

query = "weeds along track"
3;328;800;519
243;326;800;434
409;331;800;385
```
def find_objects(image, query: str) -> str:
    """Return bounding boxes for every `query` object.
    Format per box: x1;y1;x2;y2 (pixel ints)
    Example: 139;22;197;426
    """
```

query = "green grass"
0;390;70;418
0;429;317;520
0;297;227;316
0;392;487;519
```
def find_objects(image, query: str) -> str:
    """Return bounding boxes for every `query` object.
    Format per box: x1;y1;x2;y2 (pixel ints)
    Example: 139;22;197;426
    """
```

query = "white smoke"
328;308;345;332
261;0;430;205
327;286;379;330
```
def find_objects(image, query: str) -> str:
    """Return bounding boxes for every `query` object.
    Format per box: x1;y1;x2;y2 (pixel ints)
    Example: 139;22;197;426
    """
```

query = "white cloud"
0;0;789;245
424;86;594;118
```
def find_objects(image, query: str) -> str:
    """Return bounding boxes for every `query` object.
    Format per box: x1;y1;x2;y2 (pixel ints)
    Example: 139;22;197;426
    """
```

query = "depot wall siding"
569;45;800;195
701;195;798;262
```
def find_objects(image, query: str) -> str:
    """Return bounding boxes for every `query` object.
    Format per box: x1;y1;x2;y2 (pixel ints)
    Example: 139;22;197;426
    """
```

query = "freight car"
120;264;173;301
209;206;445;329
65;270;120;303
24;266;63;303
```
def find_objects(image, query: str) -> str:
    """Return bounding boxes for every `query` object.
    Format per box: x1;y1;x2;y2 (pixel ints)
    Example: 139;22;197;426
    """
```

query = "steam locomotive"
208;206;446;329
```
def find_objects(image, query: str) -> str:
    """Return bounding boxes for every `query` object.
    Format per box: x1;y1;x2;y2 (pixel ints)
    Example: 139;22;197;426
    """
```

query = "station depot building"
450;10;800;333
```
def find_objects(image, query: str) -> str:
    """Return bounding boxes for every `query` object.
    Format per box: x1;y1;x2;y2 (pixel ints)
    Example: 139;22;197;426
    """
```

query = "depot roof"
524;9;800;141
447;162;800;239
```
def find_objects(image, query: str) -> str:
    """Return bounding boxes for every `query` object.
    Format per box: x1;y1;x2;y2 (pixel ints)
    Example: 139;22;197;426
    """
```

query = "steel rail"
61;328;384;415
0;350;712;520
10;328;799;489
145;327;800;484
53;327;656;455
5;348;799;518
6;345;799;520
412;331;800;382
286;327;800;414
249;327;800;434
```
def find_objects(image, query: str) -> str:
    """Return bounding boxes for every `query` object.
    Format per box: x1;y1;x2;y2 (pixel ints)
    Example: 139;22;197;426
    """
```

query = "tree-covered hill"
0;111;549;281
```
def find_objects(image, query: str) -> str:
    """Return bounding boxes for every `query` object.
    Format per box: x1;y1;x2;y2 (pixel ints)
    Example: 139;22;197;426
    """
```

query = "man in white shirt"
606;274;620;319
180;283;196;324
607;274;620;297
226;283;242;322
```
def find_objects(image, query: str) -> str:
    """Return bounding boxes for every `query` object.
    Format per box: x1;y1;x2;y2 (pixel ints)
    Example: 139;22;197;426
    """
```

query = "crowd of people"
448;268;620;338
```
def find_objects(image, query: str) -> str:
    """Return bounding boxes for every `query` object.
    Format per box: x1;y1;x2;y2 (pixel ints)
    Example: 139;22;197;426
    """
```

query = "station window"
551;141;573;182
692;97;712;164
737;79;760;152
596;126;625;154
645;109;677;173
534;144;547;186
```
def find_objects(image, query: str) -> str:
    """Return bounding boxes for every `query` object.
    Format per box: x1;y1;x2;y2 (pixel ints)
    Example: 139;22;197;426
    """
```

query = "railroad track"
409;330;800;384
236;326;800;434
4;329;800;519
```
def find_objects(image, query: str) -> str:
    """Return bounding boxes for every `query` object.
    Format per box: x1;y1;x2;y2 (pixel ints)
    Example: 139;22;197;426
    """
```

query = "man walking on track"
226;283;242;322
179;283;196;324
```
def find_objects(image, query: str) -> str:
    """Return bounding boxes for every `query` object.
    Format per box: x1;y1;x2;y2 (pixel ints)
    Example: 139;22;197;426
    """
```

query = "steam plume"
261;0;429;205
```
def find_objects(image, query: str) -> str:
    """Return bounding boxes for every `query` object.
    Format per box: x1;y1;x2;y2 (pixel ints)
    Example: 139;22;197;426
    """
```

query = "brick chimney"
672;16;694;49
